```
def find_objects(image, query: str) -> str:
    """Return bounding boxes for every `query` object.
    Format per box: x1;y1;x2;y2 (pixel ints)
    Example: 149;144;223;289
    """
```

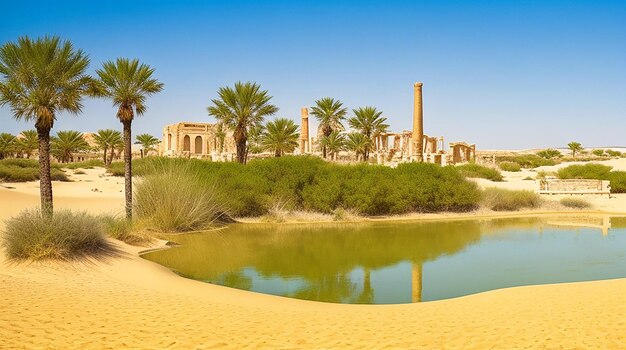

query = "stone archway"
194;136;203;154
183;135;191;152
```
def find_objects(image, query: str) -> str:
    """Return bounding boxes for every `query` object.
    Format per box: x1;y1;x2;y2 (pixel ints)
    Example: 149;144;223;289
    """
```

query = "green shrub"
62;159;104;170
607;171;626;193
592;149;605;157
536;149;562;159
456;163;504;181
499;161;521;172
2;209;112;260
606;150;622;157
481;188;541;211
133;162;230;232
522;176;534;180
99;215;151;245
0;159;69;182
559;197;592;209
557;163;613;180
498;154;556;168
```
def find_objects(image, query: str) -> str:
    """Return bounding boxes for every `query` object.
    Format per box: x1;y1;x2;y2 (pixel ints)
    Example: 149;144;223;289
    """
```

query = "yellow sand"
2;164;626;349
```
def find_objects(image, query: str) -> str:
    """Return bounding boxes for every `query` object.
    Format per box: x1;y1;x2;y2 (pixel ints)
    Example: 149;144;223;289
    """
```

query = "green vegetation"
559;197;592;209
0;133;16;159
129;157;481;217
135;133;160;158
606;149;622;157
0;159;69;182
592;149;605;157
99;215;151;245
481;188;541;211
207;81;278;164
536;148;562;159
93;129;123;165
456;163;504;181
133;162;228;232
310;97;347;159
0;35;99;215
498;154;556;168
96;58;164;219
51;130;89;163
260;118;300;157
557;163;626;193
499;161;521;172
567;141;583;158
348;106;389;160
1;209;111;260
62;159;105;170
319;131;346;160
345;132;372;161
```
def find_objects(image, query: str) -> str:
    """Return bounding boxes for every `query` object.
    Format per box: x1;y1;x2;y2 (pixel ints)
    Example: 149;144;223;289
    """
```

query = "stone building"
160;122;236;159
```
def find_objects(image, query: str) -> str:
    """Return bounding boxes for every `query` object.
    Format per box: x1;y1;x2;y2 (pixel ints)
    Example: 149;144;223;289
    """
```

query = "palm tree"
0;36;97;215
96;58;163;219
345;132;371;161
135;133;160;158
0;133;16;159
261;118;300;157
348;106;389;160
568;141;583;158
319;131;346;161
247;123;265;155
310;97;347;158
207;81;278;164
51;130;89;163
215;122;226;153
16;130;38;158
93;129;117;165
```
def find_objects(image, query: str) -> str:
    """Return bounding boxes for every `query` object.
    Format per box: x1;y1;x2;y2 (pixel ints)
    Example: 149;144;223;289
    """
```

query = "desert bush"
99;215;152;245
606;150;622;157
481;188;541;211
607;171;626;193
62;159;104;170
498;155;556;168
499;161;521;172
536;149;562;159
592;149;605;157
74;169;86;175
557;163;613;180
559;197;592;209
456;163;503;181
0;159;69;182
133;162;229;232
522;176;534;180
2;209;111;260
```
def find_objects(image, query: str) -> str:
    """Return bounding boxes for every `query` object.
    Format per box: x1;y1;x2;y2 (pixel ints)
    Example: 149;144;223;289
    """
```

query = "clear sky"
1;0;625;149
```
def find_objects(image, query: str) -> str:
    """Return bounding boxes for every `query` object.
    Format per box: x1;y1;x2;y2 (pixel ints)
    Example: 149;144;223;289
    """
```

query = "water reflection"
142;215;626;304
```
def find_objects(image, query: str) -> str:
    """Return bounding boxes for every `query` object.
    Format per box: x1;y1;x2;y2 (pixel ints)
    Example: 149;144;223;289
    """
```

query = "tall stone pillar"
300;107;309;153
412;82;424;162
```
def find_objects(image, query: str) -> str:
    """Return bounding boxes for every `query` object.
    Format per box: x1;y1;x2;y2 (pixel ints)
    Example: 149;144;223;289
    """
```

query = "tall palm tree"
135;133;160;158
261;118;300;157
17;130;38;158
207;81;278;164
310;97;347;158
247;123;265;155
51;130;89;163
0;133;16;159
96;58;163;219
319;131;346;161
345;132;371;161
0;36;97;215
348;106;389;160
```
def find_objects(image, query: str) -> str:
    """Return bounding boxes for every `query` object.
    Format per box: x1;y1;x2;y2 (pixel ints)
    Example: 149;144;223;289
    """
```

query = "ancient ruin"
160;122;236;160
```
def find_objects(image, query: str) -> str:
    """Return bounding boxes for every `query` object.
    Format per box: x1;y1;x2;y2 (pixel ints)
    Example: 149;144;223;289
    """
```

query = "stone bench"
537;179;610;196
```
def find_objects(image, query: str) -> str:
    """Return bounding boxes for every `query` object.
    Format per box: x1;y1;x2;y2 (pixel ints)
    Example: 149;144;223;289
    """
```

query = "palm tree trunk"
36;127;53;216
122;120;133;219
108;147;114;166
236;139;246;163
102;147;107;165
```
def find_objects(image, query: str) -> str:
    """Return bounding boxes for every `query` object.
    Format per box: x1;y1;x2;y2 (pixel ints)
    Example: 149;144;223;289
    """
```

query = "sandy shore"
2;163;626;349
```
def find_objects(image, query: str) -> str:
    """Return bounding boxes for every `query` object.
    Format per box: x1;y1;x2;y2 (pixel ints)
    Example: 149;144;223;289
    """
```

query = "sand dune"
2;164;626;349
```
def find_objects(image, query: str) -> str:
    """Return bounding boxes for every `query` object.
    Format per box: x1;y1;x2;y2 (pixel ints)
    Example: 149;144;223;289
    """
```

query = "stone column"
412;82;424;162
300;107;309;153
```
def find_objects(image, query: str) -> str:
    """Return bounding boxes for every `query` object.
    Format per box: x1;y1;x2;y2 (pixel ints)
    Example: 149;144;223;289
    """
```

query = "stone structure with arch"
161;122;236;159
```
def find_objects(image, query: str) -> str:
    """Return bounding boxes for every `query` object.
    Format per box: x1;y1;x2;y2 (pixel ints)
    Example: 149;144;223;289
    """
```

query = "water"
142;215;626;304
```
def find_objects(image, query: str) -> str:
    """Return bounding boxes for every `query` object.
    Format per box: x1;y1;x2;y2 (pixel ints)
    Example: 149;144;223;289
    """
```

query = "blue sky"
1;0;625;149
